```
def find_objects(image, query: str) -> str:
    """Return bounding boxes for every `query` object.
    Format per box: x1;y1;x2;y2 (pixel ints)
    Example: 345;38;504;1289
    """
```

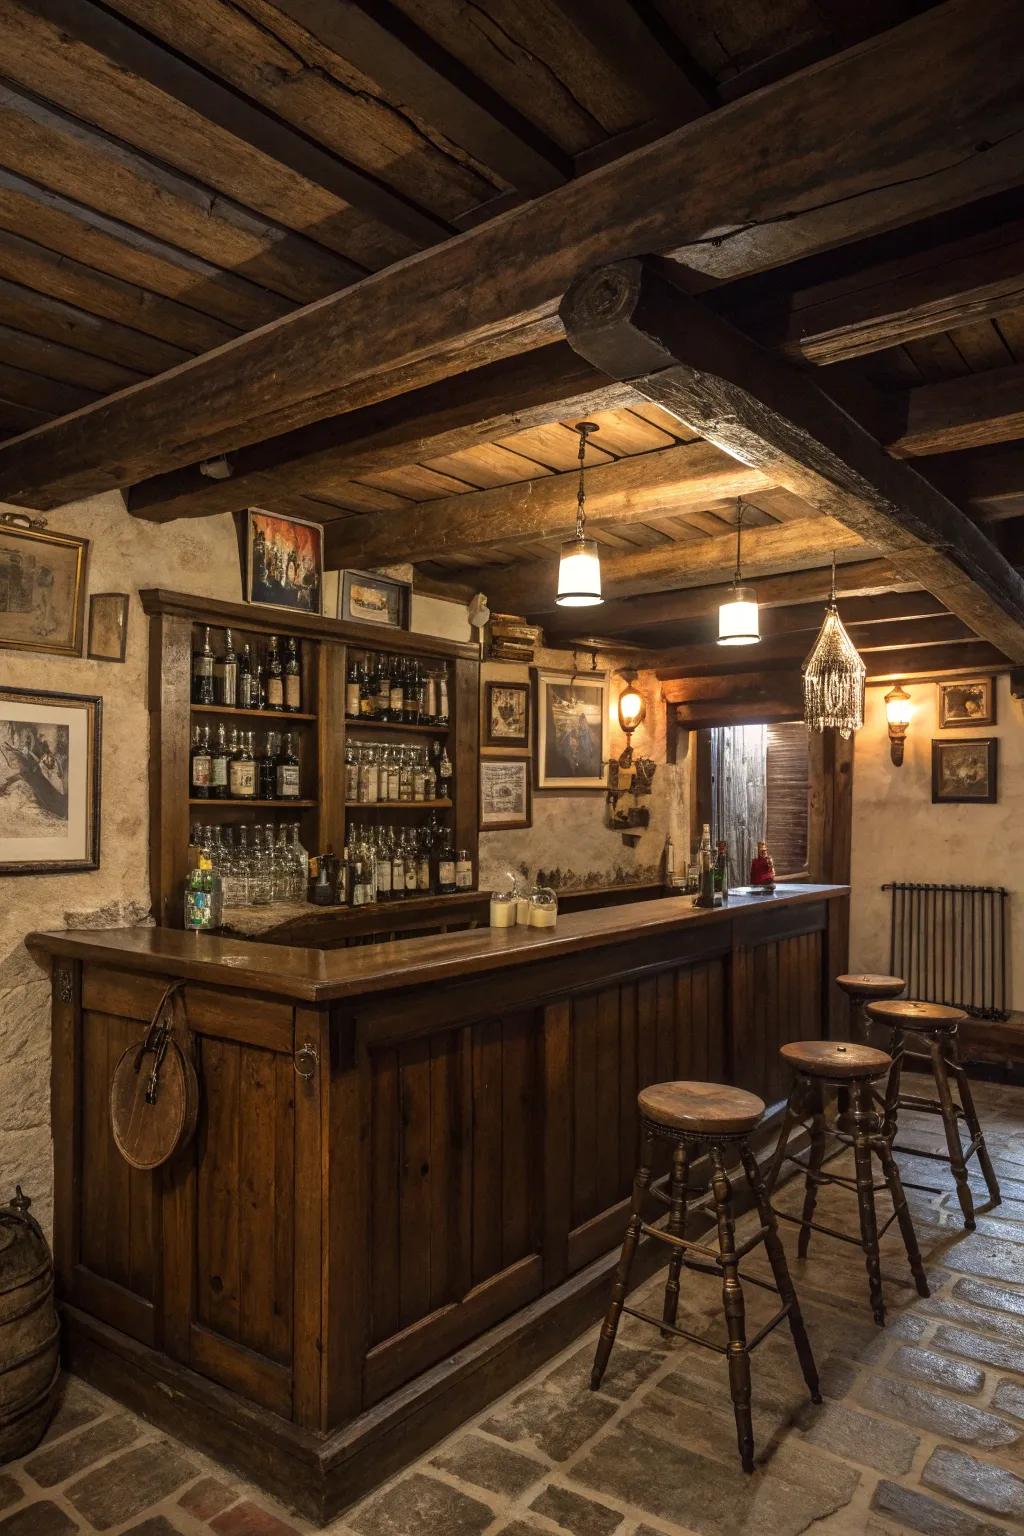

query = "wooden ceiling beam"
659;638;1009;693
2;0;1020;507
887;363;1024;457
322;441;769;568
558;256;1024;661
621;590;950;652
650;614;971;677
0;276;191;375
915;444;1024;518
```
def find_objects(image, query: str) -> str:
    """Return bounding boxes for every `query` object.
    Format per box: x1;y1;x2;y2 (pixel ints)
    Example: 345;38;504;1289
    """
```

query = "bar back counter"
29;883;846;1522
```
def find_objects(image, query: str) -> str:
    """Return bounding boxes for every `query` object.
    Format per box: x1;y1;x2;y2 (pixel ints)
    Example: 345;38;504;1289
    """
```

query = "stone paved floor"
3;1078;1024;1536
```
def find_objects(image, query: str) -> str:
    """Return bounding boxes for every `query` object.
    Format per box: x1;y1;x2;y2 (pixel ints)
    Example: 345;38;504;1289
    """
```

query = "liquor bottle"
376;654;391;720
284;637;302;712
389;659;403;722
422;746;436;801
187;822;201;869
216;628;238;707
412;748;426;802
438;744;453;800
276;732;301;799
391;831;406;901
229;730;256;799
345;654;361;718
409;660;424;723
375;826;393;903
715;840;730;900
190;724;212;798
359;657;375;718
237;642;254;709
266;635;284;710
401;828;418;896
258;731;278;800
344;740;359;802
663;836;675;887
423;669;438;723
750;840;776;888
252;659;266;711
697;823;713;882
455;848;473;891
437;667;449;726
437;834;457;896
192;625;215;704
210;723;229;800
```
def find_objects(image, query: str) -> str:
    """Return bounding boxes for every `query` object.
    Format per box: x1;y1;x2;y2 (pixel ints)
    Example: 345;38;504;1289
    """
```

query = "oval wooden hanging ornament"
110;982;198;1171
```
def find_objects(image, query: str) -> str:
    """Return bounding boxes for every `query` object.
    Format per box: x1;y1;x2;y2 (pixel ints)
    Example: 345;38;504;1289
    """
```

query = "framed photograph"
931;737;997;804
244;508;323;615
0;516;88;657
483;680;530;750
0;687;101;874
533;666;609;791
480;757;532;830
339;568;410;629
87;592;128;662
938;677;995;728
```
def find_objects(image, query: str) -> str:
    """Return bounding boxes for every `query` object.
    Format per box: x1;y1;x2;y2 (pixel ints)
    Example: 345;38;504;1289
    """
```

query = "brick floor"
1;1078;1022;1534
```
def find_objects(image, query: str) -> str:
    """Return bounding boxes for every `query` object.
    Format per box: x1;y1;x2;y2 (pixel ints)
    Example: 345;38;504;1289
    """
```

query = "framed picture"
0;687;101;874
0;516;88;657
938;677;995;728
87;593;129;662
483;680;530;751
480;757;532;830
244;508;323;615
931;737;997;804
339;568;410;630
533;666;609;791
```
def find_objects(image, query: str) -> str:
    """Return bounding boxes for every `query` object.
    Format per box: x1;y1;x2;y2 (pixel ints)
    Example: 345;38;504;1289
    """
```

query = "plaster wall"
849;675;1023;1012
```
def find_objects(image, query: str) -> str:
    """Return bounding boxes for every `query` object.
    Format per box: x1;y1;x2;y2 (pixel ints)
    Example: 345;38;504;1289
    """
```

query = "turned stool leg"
882;1029;904;1141
875;1128;930;1298
798;1082;828;1260
852;1080;886;1325
949;1039;1001;1208
928;1036;976;1230
661;1143;690;1337
592;1129;655;1390
764;1082;803;1194
741;1145;821;1405
710;1145;754;1474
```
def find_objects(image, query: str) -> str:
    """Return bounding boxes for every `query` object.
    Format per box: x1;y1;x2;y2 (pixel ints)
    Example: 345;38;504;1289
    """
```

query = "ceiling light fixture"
802;554;866;739
717;498;760;645
556;422;603;607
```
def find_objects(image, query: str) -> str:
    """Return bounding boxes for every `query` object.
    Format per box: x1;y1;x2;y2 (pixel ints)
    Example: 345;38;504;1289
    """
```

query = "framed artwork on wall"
0;515;88;657
480;757;532;830
87;593;129;662
483;680;530;751
533;666;609;791
338;568;411;630
931;737;997;804
938;677;995;728
0;687;102;874
244;508;323;615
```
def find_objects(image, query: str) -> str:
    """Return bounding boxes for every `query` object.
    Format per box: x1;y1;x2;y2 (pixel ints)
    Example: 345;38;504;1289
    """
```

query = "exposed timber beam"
558;256;1024;662
323;441;770;567
2;0;1021;507
612;590;949;652
649;615;970;677
659;640;1011;695
916;444;1024;518
467;516;866;614
888;363;1024;458
127;345;635;523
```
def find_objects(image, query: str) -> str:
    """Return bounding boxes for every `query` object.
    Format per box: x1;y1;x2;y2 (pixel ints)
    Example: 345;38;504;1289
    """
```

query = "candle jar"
528;886;558;930
490;870;519;928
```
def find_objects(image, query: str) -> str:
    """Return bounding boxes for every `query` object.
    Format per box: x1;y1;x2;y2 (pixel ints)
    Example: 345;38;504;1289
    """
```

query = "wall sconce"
616;668;646;765
884;683;913;766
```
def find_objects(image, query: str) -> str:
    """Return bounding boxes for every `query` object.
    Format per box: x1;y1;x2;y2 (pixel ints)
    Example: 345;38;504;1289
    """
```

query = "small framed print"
483;680;530;751
533;666;609;791
339;568;411;630
938;676;995;728
0;515;88;657
480;757;532;830
0;687;101;874
87;593;128;662
244;508;323;615
931;737;997;804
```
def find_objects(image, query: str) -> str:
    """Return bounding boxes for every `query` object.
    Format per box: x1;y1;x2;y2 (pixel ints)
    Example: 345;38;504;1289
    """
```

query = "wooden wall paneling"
50;959;81;1292
673;964;694;1082
429;1028;472;1310
636;976;657;1094
195;1037;242;1343
321;1007;369;1428
729;933;756;1095
593;989;621;1217
617;982;639;1195
541;1001;571;1289
369;1047;400;1347
500;1012;537;1268
292;1005;325;1429
707;958;726;1083
398;1036;433;1331
471;1017;504;1286
570;994;597;1230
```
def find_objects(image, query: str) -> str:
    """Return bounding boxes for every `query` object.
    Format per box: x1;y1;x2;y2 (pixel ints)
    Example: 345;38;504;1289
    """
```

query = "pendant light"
802;554;866;739
556;422;603;607
717;498;760;645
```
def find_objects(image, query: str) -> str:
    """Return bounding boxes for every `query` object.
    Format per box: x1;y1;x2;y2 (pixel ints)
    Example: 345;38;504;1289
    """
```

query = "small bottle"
216;628;238;707
715;840;730;901
359;657;375;718
210;722;229;800
190;724;211;798
438;745;453;800
276;732;301;799
412;749;426;802
284;637;302;712
389;660;404;722
437;835;456;895
402;829;418;895
237;642;254;709
415;830;431;894
266;635;284;710
357;743;379;804
398;747;413;802
455;848;473;891
375;827;393;903
252;659;266;710
385;745;401;802
258;731;278;800
344;740;359;802
750;840;776;889
391;833;406;901
192;625;214;705
345;654;361;718
229;730;256;799
437;668;449;726
376;655;391;719
424;670;438;723
697;823;713;883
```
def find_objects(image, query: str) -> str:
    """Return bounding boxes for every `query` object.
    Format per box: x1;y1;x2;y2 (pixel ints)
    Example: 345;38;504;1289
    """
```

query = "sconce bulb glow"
618;685;645;732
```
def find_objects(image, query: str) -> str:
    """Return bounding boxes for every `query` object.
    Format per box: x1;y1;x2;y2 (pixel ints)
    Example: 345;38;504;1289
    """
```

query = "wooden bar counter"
29;883;846;1522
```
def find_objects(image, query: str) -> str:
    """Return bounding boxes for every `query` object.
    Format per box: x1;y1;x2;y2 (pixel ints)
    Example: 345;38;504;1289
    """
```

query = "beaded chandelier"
802;558;866;739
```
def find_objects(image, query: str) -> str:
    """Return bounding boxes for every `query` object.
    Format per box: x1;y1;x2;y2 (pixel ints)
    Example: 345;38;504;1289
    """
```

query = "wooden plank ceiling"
2;0;1024;685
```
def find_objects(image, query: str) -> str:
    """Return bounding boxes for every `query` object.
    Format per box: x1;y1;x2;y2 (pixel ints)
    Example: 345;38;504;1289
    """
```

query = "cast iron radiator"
882;882;1010;1021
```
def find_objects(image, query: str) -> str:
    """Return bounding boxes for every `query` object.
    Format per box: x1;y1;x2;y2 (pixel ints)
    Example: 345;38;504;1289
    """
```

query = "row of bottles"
310;821;473;906
345;652;448;725
187;821;309;909
191;726;302;800
691;824;777;907
192;627;303;712
344;739;451;803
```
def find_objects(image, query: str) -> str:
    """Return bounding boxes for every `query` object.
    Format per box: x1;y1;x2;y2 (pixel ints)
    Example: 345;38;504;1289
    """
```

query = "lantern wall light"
616;668;645;764
884;683;913;766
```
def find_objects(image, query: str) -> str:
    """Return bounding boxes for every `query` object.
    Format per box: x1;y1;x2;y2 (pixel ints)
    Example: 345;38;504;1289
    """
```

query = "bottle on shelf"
415;827;431;893
265;635;284;710
252;658;266;711
438;744;453;800
437;666;449;726
391;830;406;901
389;658;404;722
257;731;278;800
192;625;215;704
455;848;473;891
237;642;254;709
210;723;229;800
190;724;212;798
276;732;301;799
215;628;238;707
715;839;730;901
424;668;438;722
344;740;359;801
375;655;391;720
360;656;376;719
284;637;302;712
374;825;394;903
437;833;456;896
345;654;361;718
229;730;256;800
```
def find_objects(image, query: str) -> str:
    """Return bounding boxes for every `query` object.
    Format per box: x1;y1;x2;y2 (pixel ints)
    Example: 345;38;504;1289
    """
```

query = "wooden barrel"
0;1188;59;1462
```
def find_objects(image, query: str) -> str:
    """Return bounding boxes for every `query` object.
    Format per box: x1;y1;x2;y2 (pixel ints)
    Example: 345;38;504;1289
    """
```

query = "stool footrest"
621;1306;726;1353
776;1208;877;1248
640;1220;771;1265
778;1152;888;1197
898;1093;966;1119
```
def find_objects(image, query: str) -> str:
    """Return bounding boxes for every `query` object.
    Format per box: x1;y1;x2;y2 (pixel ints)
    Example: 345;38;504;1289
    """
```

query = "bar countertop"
28;884;847;1005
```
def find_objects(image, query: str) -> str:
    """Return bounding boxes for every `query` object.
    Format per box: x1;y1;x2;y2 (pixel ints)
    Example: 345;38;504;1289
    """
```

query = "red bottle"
749;840;776;888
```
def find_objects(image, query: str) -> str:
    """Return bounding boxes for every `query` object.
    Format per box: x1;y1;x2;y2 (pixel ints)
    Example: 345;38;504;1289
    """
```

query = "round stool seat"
639;1080;765;1136
836;973;905;1001
781;1039;892;1080
866;998;967;1033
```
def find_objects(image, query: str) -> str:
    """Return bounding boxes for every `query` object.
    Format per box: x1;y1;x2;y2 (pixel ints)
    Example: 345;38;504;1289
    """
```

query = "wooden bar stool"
766;1041;930;1325
865;998;1001;1230
835;973;905;1043
593;1080;821;1474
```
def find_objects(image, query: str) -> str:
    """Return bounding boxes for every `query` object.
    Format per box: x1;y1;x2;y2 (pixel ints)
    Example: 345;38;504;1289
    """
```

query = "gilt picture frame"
937;677;995;728
0;686;102;874
483;679;530;751
533;666;609;791
87;592;129;662
243;508;323;615
0;517;88;657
